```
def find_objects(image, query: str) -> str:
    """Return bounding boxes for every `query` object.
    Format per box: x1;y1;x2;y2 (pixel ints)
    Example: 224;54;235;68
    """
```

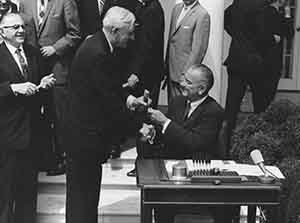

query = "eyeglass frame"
0;24;26;30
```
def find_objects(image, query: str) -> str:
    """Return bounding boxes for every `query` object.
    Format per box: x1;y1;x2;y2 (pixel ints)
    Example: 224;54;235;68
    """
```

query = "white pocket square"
182;26;191;29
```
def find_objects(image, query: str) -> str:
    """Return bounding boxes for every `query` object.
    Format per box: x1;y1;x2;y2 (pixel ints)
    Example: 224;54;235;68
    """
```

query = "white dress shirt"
5;41;28;75
176;1;197;28
162;95;208;133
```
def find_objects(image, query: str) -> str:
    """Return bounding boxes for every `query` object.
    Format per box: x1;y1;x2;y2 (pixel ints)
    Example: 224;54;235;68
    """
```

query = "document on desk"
222;163;285;179
165;160;285;179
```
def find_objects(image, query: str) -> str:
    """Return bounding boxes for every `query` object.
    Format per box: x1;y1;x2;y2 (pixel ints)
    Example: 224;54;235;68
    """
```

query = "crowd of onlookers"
0;0;295;223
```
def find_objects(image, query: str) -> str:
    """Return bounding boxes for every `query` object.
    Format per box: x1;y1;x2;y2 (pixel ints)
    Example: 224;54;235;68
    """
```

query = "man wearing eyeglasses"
0;12;55;223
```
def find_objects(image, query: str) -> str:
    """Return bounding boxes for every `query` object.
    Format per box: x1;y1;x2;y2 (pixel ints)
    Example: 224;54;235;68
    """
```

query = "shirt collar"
183;0;197;10
189;95;208;111
4;41;24;55
102;28;113;53
137;0;145;5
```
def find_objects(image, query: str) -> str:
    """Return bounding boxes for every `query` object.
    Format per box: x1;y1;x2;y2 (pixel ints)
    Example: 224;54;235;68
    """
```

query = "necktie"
97;0;105;16
183;100;191;121
39;0;46;26
15;48;28;79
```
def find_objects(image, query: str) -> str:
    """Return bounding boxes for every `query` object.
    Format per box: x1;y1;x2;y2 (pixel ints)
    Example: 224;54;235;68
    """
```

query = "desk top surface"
136;159;282;190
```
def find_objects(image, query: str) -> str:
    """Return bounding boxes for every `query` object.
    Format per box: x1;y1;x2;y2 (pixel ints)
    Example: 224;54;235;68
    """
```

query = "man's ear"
198;85;207;96
111;26;118;35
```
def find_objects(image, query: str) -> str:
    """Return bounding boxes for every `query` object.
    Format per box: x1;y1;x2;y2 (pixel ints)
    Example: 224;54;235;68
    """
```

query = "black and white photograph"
0;0;299;223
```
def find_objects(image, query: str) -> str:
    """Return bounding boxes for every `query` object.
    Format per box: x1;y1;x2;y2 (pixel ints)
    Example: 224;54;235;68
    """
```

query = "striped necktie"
15;48;28;79
183;100;191;121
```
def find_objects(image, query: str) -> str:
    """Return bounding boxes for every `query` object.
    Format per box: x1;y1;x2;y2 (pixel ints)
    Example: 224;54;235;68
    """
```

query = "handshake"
127;89;151;112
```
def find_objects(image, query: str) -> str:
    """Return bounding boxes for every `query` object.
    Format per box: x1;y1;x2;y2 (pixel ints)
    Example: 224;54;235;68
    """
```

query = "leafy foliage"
230;100;300;223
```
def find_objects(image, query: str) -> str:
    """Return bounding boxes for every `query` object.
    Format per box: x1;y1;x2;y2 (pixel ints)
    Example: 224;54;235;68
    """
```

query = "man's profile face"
114;24;135;48
0;14;26;47
182;0;197;7
180;69;206;100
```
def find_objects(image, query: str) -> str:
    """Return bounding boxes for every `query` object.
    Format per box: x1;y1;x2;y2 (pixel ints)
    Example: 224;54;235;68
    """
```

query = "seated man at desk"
131;64;238;223
132;64;225;162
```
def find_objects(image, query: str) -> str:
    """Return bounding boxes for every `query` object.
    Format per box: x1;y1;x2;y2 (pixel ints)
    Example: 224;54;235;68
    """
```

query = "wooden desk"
136;159;282;223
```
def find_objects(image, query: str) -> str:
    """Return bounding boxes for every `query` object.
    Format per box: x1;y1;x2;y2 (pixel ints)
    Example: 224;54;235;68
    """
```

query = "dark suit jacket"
75;0;101;38
161;96;224;159
127;0;164;95
139;95;224;160
0;43;44;152
20;0;81;84
65;31;130;161
224;2;294;78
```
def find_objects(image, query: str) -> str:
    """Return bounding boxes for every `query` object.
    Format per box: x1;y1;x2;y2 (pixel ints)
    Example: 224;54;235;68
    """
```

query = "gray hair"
189;64;214;93
102;6;135;30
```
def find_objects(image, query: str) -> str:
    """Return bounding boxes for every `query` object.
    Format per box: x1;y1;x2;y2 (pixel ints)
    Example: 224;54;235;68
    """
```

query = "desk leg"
247;205;256;223
140;190;152;223
268;206;281;223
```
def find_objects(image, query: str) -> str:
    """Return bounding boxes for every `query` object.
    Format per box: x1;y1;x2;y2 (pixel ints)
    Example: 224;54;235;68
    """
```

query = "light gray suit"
20;0;81;84
166;1;210;100
19;0;81;171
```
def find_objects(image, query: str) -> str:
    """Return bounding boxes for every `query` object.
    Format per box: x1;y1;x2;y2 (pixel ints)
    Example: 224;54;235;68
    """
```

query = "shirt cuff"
126;95;136;109
10;84;18;96
162;119;171;134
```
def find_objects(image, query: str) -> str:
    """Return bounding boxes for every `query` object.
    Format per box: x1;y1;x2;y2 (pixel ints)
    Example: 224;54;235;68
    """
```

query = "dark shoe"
109;145;121;159
127;168;136;177
46;162;66;176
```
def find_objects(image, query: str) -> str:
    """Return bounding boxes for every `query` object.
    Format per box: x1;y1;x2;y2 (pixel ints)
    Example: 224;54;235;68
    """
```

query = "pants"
0;151;38;223
225;68;280;156
66;150;104;223
43;85;69;169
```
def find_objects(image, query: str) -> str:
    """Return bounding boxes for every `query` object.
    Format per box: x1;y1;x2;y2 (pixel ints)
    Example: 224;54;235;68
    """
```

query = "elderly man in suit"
142;64;224;160
19;0;81;175
65;6;148;223
165;0;210;103
0;12;55;223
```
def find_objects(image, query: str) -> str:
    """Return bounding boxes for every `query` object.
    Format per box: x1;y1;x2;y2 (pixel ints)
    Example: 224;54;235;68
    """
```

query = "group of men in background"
0;0;294;222
0;0;214;222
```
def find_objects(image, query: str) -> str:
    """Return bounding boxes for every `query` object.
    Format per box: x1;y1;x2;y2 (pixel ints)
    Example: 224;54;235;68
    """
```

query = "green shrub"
230;99;300;223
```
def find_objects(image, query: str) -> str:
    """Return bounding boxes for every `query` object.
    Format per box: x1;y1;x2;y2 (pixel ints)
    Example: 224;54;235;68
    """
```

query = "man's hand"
40;46;56;57
148;108;168;126
127;95;151;111
127;74;139;88
139;123;156;144
10;82;38;96
38;73;56;89
274;34;281;44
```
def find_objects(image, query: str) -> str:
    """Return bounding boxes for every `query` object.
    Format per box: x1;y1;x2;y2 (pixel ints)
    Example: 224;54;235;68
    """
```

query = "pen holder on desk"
257;175;276;184
172;162;187;180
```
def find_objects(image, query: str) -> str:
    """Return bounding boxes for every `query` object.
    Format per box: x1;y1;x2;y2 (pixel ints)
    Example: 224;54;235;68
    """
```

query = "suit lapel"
38;0;54;37
23;44;35;82
172;2;199;37
171;3;183;36
1;44;26;82
183;96;211;126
